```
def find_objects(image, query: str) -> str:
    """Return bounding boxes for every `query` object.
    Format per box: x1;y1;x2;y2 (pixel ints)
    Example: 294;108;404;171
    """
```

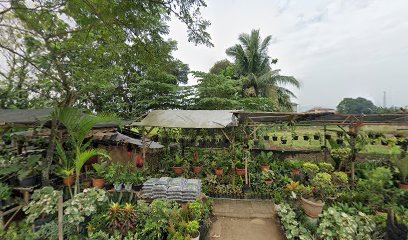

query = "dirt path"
208;199;284;240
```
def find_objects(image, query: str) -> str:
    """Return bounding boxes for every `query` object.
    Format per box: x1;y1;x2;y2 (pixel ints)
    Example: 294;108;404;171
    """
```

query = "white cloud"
168;0;408;108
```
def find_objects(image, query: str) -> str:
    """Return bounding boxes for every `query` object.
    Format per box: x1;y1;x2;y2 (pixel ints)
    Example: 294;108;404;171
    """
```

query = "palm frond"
75;149;111;175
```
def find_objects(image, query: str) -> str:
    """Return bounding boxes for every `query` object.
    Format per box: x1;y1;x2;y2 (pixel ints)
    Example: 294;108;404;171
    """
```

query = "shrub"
302;162;319;177
23;187;60;223
276;203;312;240
317;207;376;239
318;163;334;173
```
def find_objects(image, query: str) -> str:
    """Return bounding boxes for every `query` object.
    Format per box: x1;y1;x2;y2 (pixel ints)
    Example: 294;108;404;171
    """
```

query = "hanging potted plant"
272;134;278;141
256;152;272;171
336;139;344;145
313;133;320;140
173;155;185;176
324;134;331;140
192;151;203;174
304;134;310;141
235;161;246;176
213;153;226;176
92;163;107;189
281;136;288;145
381;138;389;146
292;132;299;141
261;170;275;186
135;152;144;168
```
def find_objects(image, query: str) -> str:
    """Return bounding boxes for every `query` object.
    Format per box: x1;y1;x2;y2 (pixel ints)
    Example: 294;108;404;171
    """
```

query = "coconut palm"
226;29;299;107
53;107;121;195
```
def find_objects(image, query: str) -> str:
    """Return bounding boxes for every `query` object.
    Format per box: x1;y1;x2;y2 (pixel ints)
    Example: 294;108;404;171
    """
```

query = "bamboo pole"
58;192;63;240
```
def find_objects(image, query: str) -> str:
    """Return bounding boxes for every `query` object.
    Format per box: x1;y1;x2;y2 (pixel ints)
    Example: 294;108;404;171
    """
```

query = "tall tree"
226;29;299;109
337;97;377;114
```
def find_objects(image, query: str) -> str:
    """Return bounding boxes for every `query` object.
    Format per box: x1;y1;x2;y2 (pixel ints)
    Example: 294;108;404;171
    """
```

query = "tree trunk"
42;118;57;186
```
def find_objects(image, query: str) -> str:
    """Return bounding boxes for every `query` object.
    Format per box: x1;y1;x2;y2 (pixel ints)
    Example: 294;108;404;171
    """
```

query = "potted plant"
392;156;408;190
192;151;203;174
304;134;310;141
131;170;145;191
281;136;288;145
261;170;275;185
18;154;42;187
173;155;185;176
235;161;245;176
272;134;278;141
289;160;303;176
92;163;107;189
336;139;344;145
292;132;299;141
123;171;133;191
105;163;124;191
324;134;332;140
313;133;320;140
57;167;75;187
256;152;272;171
213;153;226;176
299;172;335;218
0;183;12;209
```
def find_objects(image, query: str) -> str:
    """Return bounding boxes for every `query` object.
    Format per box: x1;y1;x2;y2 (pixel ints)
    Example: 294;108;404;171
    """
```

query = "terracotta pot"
300;196;325;218
261;165;270;171
215;169;224;176
399;183;408;190
292;169;301;175
235;168;246;176
92;178;105;189
173;167;184;176
193;166;203;174
265;180;273;186
63;175;75;187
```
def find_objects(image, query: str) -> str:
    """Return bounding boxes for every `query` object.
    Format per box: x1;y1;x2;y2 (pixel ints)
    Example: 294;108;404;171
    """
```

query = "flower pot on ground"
186;220;200;240
261;165;270;171
57;166;75;187
92;178;105;189
399;183;408;190
300;196;325;218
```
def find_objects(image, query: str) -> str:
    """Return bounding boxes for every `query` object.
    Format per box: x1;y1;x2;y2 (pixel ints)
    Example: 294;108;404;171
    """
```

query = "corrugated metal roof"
135;110;238;128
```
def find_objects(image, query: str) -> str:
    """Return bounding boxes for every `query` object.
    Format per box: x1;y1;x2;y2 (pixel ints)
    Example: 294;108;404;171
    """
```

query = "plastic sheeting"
137;110;238;128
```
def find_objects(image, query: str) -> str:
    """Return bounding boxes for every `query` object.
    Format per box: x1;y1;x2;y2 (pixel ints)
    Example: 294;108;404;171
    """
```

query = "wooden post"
58;192;63;240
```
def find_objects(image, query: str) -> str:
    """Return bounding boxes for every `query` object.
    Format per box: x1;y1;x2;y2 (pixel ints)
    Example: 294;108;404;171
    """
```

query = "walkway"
208;199;284;240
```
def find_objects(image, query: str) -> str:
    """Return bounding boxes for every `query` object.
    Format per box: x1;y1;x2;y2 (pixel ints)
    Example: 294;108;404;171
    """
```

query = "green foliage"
209;59;232;75
106;203;138;236
185;220;200;238
0;221;36;240
392;156;408;184
0;182;11;200
358;167;394;192
310;173;335;201
317;207;376;239
64;188;108;224
302;162;319;177
276;203;313;240
337;97;377;114
23;187;60;223
256;151;273;165
318;163;334;173
261;170;276;181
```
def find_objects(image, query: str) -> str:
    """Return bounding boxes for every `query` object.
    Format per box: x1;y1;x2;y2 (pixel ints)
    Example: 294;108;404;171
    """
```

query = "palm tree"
53;107;121;195
226;29;299;107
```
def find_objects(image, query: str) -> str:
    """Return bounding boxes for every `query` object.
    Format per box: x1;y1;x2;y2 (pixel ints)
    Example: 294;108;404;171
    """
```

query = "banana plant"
53;107;121;195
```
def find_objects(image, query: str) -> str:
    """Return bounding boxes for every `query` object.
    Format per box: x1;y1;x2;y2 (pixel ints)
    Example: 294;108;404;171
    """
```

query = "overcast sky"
168;0;408;110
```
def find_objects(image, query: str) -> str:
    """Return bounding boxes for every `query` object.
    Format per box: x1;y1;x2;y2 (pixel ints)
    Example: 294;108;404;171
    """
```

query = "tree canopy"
0;0;211;118
336;97;377;114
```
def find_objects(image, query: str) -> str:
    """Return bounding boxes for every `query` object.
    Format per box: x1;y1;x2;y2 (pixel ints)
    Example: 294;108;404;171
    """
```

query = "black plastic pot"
132;184;142;191
281;140;287;144
34;216;52;231
325;135;331;140
19;175;37;187
370;140;376;145
321;146;327;151
313;135;320;140
336;139;344;145
381;140;389;146
293;136;299;140
304;136;310;141
263;136;270;141
272;136;278;141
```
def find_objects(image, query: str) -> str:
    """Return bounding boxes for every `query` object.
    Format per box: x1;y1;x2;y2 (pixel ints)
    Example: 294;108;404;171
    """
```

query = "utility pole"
383;91;387;108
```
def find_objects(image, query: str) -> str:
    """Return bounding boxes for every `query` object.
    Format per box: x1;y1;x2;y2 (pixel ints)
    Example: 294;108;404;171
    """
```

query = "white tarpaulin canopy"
136;110;238;128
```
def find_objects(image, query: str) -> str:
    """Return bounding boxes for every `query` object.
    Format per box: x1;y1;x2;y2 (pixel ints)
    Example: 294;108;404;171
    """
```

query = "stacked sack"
141;177;201;202
141;178;158;198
